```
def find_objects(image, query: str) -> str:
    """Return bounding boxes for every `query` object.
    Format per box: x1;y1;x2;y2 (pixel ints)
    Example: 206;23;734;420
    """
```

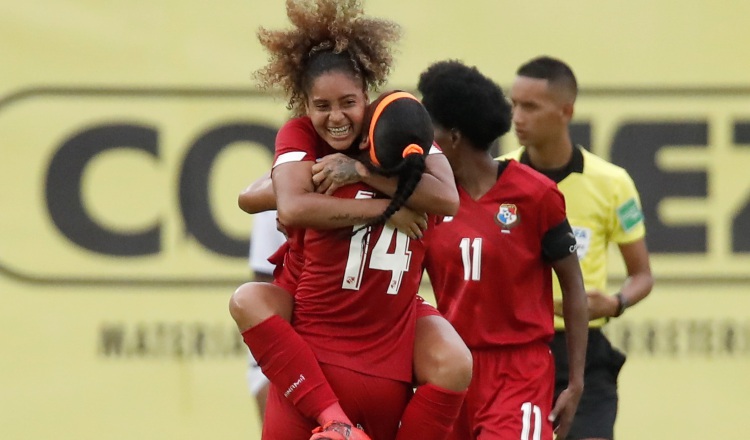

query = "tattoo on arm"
330;157;360;184
330;213;369;223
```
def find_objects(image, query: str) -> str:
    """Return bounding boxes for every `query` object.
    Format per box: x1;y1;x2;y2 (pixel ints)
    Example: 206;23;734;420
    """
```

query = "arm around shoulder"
274;160;390;229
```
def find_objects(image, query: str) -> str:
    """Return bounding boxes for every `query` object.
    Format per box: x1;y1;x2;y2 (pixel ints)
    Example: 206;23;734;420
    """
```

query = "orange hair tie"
368;91;420;167
402;143;424;158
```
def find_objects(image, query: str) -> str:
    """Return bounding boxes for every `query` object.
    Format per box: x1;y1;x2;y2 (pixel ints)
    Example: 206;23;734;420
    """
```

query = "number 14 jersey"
294;184;437;384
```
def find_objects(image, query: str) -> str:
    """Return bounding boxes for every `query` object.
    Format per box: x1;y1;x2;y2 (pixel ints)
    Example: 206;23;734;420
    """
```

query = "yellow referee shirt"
500;146;646;329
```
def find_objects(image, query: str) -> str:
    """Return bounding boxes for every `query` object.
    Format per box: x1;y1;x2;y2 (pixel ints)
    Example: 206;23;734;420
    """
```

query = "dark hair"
355;90;433;231
516;55;578;99
254;0;401;116
417;60;511;150
299;50;363;100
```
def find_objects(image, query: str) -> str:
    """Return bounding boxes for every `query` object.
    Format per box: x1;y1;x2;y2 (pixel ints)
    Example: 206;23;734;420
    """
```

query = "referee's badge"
495;203;520;233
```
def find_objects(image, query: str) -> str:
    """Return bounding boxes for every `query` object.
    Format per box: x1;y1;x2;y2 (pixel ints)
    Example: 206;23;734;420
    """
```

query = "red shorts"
263;363;412;440
447;341;554;440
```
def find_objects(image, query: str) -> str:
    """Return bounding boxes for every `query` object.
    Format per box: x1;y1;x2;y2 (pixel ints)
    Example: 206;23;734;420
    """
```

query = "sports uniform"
262;116;438;440
503;145;645;439
424;159;577;440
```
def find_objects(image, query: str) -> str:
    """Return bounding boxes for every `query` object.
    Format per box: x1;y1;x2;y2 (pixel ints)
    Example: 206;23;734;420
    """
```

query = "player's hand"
549;383;583;440
311;154;369;195
388;207;428;239
587;290;619;319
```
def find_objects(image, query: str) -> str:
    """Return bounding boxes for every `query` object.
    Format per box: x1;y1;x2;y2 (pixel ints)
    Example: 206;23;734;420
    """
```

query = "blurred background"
1;1;749;439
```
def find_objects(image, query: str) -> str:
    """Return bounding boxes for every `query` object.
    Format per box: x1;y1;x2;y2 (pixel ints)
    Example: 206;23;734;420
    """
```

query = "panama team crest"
495;203;520;231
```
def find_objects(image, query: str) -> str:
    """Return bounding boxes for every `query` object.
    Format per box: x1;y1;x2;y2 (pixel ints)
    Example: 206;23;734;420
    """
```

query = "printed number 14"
342;190;412;294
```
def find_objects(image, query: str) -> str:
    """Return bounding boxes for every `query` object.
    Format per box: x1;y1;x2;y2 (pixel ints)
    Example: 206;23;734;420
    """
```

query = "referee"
502;56;654;440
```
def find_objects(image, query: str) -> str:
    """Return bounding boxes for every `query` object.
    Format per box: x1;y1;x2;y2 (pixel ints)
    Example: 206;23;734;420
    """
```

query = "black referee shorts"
550;328;627;440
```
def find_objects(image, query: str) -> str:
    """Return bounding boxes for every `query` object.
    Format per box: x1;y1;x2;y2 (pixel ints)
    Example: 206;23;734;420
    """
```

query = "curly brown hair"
254;0;401;116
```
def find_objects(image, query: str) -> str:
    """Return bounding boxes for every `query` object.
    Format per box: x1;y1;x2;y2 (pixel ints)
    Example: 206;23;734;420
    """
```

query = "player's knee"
229;282;287;330
425;341;473;391
228;283;254;329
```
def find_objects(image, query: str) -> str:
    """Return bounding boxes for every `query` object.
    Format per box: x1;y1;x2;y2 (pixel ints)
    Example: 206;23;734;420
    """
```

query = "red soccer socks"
242;315;348;425
396;383;466;440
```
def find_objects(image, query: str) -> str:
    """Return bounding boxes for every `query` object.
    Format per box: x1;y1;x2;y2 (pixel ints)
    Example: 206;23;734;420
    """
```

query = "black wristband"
614;292;628;317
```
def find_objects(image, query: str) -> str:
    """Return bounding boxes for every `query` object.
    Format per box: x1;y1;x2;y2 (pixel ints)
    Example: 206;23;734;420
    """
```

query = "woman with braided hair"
229;1;470;439
285;91;446;440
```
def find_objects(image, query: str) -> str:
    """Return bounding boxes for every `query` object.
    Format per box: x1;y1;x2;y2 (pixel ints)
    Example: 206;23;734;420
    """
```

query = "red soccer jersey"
424;160;569;349
274;116;344;170
272;116;432;383
270;117;340;293
294;183;434;383
272;116;340;263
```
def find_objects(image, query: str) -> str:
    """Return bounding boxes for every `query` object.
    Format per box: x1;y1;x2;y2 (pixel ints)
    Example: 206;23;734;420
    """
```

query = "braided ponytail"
369;152;426;226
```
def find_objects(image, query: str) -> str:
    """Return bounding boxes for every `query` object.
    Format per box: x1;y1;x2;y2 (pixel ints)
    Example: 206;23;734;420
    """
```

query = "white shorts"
249;210;286;275
246;352;270;396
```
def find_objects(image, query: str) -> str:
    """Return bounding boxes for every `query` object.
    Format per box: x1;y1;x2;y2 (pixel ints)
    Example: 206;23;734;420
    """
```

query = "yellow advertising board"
0;88;286;282
1;1;749;440
499;87;750;281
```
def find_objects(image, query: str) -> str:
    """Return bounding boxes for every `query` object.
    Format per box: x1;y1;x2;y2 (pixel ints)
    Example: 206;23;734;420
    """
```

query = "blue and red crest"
495;203;520;230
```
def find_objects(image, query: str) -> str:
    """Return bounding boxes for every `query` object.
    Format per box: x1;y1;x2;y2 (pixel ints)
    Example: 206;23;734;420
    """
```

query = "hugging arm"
238;171;277;214
273;160;391;229
312;152;459;216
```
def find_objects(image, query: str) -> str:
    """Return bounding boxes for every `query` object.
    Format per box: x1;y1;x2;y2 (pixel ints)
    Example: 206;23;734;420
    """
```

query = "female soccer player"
417;60;589;440
268;90;446;440
230;2;470;439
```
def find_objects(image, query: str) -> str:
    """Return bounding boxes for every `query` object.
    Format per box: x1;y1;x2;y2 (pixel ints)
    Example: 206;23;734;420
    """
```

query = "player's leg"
444;399;473;440
473;343;555;440
262;383;319;440
412;300;473;391
551;330;624;440
230;281;294;329
396;299;472;440
230;281;351;428
323;363;412;440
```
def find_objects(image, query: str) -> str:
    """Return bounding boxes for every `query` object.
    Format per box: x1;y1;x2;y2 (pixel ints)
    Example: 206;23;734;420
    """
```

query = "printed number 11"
521;402;542;440
459;237;482;281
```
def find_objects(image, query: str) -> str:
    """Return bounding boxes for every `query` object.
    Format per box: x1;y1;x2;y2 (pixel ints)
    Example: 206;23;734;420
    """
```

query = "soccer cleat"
309;421;371;440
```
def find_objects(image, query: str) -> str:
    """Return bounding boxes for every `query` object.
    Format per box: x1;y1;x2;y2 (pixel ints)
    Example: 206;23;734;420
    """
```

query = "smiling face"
509;75;571;149
305;71;368;151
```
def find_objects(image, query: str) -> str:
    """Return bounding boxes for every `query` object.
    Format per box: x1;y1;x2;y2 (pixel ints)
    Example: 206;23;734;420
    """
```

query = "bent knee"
417;341;473;391
228;282;293;330
435;345;473;391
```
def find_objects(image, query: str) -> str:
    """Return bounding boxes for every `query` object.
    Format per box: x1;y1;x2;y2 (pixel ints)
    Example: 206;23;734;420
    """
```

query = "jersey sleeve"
609;170;646;244
273;118;318;167
541;218;577;262
538;184;574;261
539;184;568;233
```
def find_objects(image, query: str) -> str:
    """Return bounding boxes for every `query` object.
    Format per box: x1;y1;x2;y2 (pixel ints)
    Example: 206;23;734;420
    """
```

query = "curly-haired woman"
229;2;470;439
